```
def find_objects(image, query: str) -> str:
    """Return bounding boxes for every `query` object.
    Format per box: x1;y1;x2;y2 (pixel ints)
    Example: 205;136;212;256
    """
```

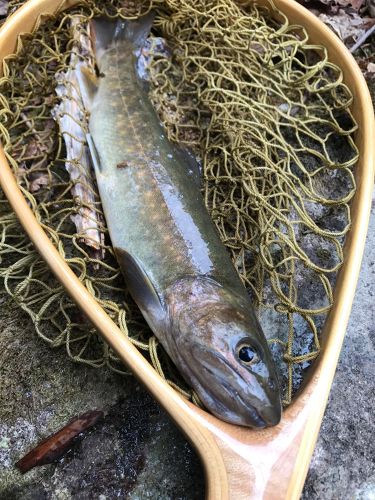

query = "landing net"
0;0;357;405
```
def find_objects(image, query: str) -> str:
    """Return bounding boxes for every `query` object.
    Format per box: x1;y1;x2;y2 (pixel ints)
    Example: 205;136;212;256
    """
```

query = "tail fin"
117;11;155;48
90;11;155;63
89;18;117;64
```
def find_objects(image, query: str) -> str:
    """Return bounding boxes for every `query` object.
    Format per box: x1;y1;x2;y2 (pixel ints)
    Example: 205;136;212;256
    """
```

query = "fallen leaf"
367;0;375;17
318;9;375;43
305;0;365;9
365;61;375;78
336;0;365;10
15;410;103;473
16;165;27;179
24;138;43;157
0;1;8;17
349;0;365;9
29;173;49;193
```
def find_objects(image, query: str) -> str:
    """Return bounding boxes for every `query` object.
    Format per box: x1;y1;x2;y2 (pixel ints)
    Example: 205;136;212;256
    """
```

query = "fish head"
166;277;282;428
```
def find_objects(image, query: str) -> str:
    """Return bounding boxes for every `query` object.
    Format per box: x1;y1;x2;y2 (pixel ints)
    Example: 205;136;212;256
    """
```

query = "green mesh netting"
0;0;358;405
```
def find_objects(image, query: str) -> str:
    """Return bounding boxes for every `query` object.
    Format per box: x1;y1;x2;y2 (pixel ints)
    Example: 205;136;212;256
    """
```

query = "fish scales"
90;36;243;296
82;15;282;428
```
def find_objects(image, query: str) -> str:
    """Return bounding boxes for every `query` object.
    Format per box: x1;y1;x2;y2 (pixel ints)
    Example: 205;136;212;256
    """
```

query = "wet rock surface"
302;191;375;500
0;299;204;499
0;192;374;499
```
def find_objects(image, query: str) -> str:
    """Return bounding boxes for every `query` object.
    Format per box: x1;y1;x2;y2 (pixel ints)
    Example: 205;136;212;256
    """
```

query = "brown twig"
350;23;375;52
15;410;104;473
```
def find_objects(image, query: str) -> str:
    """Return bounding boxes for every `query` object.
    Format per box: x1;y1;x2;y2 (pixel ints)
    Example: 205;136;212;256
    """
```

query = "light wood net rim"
0;1;373;498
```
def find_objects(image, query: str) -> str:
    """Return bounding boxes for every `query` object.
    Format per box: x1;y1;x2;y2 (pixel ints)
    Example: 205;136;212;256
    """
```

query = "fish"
77;13;282;428
15;410;103;473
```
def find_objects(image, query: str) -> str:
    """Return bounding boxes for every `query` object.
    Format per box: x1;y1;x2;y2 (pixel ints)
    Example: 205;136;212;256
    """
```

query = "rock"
302;190;375;499
0;296;204;499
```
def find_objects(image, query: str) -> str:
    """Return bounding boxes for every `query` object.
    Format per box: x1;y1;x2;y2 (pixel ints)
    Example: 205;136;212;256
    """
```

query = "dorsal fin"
76;65;99;112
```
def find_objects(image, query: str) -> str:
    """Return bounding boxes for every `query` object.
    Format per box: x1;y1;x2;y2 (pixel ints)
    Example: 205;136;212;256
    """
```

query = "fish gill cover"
0;0;357;406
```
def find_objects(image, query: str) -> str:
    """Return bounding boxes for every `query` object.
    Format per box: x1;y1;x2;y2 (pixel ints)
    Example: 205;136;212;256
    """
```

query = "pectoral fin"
114;248;165;329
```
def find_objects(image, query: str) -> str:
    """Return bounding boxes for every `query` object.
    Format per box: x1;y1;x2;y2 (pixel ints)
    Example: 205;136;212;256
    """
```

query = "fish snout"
186;343;282;428
257;375;282;426
235;380;282;428
259;396;282;427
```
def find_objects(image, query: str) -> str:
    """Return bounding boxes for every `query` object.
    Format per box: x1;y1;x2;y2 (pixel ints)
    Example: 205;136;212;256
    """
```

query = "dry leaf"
349;0;365;10
29;173;49;193
0;1;8;17
334;0;365;10
307;0;364;9
367;0;375;17
24;137;51;157
318;9;375;43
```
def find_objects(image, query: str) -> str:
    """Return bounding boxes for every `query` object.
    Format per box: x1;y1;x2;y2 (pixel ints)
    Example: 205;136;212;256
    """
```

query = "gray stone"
0;196;374;499
0;294;204;499
302;190;375;499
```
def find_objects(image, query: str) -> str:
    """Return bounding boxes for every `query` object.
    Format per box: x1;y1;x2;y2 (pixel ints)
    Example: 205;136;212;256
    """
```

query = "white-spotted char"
79;13;282;427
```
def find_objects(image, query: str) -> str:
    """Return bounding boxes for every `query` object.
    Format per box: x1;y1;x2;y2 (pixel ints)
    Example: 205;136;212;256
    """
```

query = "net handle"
0;1;373;499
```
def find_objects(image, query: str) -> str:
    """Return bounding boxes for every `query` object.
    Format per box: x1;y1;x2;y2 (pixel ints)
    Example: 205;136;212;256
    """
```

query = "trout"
78;14;282;427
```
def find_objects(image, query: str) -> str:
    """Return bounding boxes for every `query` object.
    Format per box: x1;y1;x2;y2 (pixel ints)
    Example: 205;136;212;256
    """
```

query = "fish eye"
237;344;259;365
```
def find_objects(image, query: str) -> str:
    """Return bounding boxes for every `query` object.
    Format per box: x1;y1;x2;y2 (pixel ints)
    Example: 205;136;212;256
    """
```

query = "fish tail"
118;11;155;48
90;11;155;59
89;18;117;59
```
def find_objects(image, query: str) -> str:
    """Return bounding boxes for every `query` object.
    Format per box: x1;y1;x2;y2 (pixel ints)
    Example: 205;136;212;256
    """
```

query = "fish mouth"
185;343;281;428
211;368;269;428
